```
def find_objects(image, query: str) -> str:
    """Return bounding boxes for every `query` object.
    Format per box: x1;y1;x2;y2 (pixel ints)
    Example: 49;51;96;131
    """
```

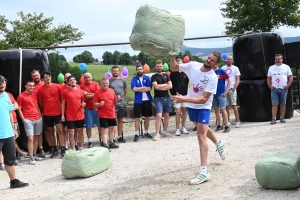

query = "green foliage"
102;51;113;65
220;0;300;34
0;11;84;50
73;50;95;63
111;50;121;65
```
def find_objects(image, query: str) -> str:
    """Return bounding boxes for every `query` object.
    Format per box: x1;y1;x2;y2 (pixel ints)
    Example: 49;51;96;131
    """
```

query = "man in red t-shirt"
17;80;43;165
62;76;86;151
37;71;66;158
80;73;100;148
93;78;120;149
31;70;46;158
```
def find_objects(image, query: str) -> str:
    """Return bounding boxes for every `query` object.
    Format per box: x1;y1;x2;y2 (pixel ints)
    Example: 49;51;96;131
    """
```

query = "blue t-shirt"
0;92;14;139
214;68;229;97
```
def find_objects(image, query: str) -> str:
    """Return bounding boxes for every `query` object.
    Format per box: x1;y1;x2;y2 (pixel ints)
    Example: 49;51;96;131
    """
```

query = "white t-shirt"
179;62;218;109
139;77;149;101
221;65;241;88
267;64;292;89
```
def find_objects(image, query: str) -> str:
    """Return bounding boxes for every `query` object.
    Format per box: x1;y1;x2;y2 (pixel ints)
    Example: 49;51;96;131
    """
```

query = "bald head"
226;55;234;66
84;72;92;84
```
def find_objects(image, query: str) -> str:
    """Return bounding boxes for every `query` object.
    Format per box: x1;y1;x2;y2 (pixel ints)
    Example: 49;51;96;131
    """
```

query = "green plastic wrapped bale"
61;147;110;179
129;4;185;58
255;152;300;189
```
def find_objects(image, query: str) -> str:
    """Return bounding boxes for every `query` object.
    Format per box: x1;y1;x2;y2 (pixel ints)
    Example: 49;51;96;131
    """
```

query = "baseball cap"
0;75;7;82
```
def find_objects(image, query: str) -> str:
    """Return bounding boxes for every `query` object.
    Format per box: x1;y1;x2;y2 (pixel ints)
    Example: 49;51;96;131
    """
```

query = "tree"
220;0;300;34
110;50;121;65
72;51;94;63
102;51;113;65
121;52;131;65
0;11;84;50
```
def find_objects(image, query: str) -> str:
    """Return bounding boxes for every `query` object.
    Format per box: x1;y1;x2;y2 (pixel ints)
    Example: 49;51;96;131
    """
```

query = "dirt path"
1;112;300;199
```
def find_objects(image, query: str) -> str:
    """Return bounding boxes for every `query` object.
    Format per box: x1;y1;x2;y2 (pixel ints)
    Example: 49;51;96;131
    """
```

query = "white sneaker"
152;134;160;141
161;131;172;137
190;171;211;185
175;129;181;136
181;127;189;134
0;163;4;170
216;140;226;160
235;122;241;128
29;158;36;165
34;155;43;161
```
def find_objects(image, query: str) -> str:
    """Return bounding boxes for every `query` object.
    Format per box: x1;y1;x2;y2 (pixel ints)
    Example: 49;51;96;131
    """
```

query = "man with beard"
109;66;127;143
80;72;100;148
170;52;226;185
221;56;241;128
61;76;86;151
94;78;120;149
130;64;153;142
0;75;29;188
17;80;43;164
151;60;173;141
31;70;46;158
37;71;66;158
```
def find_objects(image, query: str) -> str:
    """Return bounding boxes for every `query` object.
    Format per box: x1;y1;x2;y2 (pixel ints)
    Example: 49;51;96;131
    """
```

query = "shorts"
115;102;127;119
134;101;152;118
187;108;211;125
84;109;100;128
212;95;226;109
271;88;288;105
99;118;117;128
174;96;186;109
0;136;16;166
226;89;237;106
66;119;85;129
44;115;63;127
154;96;172;113
23;117;43;136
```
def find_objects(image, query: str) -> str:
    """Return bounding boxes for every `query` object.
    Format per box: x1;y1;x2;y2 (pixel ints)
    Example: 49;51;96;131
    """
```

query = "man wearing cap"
0;75;29;188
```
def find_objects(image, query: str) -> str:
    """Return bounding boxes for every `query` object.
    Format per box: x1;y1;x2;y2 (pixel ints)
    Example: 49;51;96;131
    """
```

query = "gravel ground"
1;112;300;200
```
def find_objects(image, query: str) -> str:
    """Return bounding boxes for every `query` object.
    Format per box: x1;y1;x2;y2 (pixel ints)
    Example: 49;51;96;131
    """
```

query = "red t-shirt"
93;88;117;119
80;81;100;109
61;88;85;121
33;81;44;95
17;92;41;121
61;84;81;93
37;83;62;116
7;92;17;123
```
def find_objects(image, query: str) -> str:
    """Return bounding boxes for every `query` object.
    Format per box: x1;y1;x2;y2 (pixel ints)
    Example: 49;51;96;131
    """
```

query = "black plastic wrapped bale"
237;79;293;122
233;32;285;80
0;49;49;151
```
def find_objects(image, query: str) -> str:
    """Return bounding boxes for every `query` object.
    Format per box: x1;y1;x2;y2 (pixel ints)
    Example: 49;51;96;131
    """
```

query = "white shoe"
0;163;4;170
34;155;43;161
161;131;172;137
152;134;160;141
216;140;226;160
175;129;181;136
181;127;189;134
29;158;36;165
190;171;211;185
235;122;241;128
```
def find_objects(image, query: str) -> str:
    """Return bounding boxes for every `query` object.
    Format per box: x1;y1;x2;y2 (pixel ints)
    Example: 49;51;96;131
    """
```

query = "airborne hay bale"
255;152;300;190
129;4;185;58
61;147;110;179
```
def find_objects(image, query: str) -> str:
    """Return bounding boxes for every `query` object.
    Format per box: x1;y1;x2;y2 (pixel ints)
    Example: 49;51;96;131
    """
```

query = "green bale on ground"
129;4;185;58
255;152;300;189
61;147;110;179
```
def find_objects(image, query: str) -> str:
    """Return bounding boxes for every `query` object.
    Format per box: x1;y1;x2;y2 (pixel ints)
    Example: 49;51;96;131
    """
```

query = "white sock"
135;131;139;136
200;166;207;173
118;136;122;139
176;129;180;131
144;130;148;133
88;138;92;142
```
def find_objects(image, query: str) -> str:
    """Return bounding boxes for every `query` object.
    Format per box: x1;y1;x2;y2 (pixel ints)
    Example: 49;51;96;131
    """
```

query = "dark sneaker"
49;148;54;154
280;118;286;123
75;145;79;151
134;135;139;142
0;163;4;170
144;133;153;139
50;151;59;158
117;137;126;143
88;142;93;148
100;141;105;147
61;148;66;158
215;125;223;131
223;126;230;133
38;149;45;158
271;118;276;124
10;179;29;189
193;126;197;131
109;142;119;148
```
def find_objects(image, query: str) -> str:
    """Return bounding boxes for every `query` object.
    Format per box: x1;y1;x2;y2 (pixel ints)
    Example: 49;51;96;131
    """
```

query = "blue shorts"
187;108;211;125
84;109;100;128
271;88;288;105
154;96;172;113
212;95;226;109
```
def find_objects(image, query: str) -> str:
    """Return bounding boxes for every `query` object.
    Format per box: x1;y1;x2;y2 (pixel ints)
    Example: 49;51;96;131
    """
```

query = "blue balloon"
221;53;227;60
79;63;87;71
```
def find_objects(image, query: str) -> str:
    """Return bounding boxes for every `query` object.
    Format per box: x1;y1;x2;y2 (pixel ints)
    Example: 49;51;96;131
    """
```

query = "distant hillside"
182;36;300;58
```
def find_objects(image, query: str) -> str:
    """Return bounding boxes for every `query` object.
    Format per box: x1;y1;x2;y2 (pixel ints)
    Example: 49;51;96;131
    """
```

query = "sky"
1;0;300;61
